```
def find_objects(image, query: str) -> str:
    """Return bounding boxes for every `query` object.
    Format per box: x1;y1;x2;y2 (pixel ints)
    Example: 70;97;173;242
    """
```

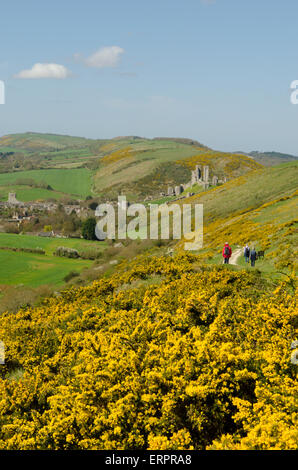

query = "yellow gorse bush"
176;151;262;177
0;253;297;450
100;146;133;165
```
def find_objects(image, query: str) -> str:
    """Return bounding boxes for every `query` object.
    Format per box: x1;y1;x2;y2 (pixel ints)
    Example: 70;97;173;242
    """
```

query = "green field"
0;168;93;199
0;233;107;254
0;250;92;287
0;146;27;153
0;185;66;202
0;233;107;287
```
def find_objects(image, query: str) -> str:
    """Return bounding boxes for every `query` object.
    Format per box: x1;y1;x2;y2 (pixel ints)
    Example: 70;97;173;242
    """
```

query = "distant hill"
248;150;298;166
92;142;262;201
0;132;96;152
152;137;209;148
0;132;262;202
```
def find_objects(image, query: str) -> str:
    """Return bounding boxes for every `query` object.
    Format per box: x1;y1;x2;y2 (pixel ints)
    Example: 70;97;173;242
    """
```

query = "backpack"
251;249;256;260
224;246;230;256
244;247;249;256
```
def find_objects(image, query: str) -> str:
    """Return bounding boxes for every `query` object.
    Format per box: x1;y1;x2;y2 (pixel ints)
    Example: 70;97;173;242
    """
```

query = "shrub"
0;284;52;314
54;246;79;259
0;246;45;255
0;254;296;450
82;217;97;240
79;249;102;260
3;223;19;234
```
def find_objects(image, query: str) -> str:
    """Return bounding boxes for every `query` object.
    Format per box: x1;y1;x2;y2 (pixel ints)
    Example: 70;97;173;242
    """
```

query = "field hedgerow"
0;253;297;450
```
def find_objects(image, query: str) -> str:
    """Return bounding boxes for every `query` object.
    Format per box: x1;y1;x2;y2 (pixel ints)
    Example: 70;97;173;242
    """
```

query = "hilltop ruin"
167;165;227;197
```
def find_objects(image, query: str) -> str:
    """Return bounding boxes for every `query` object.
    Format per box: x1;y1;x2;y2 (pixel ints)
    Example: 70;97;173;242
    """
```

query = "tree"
88;201;98;211
82;217;97;240
62;220;76;236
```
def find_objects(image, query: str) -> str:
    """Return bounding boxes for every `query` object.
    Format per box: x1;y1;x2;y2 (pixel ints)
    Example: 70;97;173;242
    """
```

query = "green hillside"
0;132;95;152
92;141;262;200
183;161;297;222
0;232;107;256
178;161;298;277
0;185;66;202
249;150;298;166
57;161;297;288
0;168;93;200
0;233;108;312
0;132;262;202
0;249;92;287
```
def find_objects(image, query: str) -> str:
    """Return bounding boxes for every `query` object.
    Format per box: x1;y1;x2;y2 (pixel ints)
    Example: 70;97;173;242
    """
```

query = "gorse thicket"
0;253;297;450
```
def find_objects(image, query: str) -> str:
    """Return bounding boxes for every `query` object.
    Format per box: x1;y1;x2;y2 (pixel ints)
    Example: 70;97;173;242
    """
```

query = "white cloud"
84;46;124;68
14;63;71;79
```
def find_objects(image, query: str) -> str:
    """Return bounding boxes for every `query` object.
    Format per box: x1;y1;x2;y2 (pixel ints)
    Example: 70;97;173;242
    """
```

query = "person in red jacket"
222;242;232;264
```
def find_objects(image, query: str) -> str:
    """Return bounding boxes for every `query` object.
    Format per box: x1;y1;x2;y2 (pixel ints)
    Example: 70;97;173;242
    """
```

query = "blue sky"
0;0;298;154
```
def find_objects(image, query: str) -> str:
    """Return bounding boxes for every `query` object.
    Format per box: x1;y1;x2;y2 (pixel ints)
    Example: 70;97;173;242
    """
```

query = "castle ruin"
168;164;220;197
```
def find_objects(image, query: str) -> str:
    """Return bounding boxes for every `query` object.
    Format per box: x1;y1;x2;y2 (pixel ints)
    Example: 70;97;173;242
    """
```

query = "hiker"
250;247;257;267
244;244;250;263
222;242;232;264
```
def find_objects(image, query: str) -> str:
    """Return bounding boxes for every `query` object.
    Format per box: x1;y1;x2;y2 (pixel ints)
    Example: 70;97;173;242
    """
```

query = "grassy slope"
0;134;102;196
249;151;298;166
0;233;107;287
0;132;95;151
0;250;92;287
0;185;66;202
93;143;262;200
0;168;93;199
0;232;107;255
180;161;298;276
0;149;295;449
93;141;200;198
0;133;262;202
183;161;297;223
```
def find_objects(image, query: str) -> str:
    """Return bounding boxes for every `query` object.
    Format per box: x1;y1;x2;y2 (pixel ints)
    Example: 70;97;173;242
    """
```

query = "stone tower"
203;165;209;183
8;193;19;205
191;164;202;186
195;164;202;179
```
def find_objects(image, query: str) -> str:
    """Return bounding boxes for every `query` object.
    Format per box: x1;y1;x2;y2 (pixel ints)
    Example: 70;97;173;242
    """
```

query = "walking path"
222;247;242;266
230;247;242;265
